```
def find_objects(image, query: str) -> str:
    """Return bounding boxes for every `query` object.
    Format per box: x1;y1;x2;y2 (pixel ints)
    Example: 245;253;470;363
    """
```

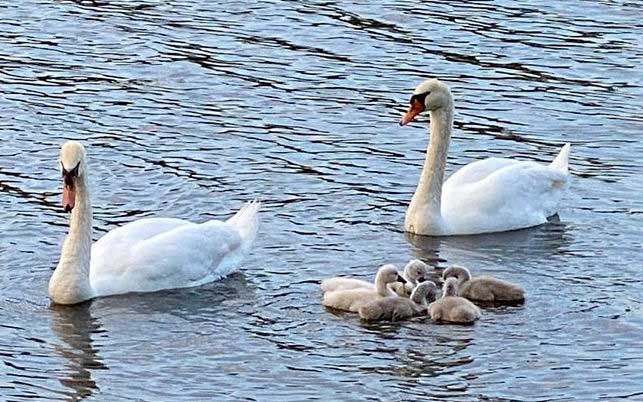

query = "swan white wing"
91;217;191;259
444;158;521;190
442;161;569;235
90;220;243;296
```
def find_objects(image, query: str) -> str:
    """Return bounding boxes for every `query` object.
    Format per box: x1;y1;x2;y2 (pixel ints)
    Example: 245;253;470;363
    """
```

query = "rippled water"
1;1;642;400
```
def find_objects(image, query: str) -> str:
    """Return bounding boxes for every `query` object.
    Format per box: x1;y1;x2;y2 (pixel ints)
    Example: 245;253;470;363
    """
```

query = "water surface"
1;1;642;401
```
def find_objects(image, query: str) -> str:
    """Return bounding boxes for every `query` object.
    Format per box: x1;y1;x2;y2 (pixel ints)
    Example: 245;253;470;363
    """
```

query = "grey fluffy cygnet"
442;265;525;304
401;259;430;294
322;265;407;312
403;259;430;285
429;277;481;324
358;281;439;322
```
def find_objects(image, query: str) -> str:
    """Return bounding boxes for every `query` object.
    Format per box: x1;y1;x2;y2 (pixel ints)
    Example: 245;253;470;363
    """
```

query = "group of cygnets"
321;260;525;324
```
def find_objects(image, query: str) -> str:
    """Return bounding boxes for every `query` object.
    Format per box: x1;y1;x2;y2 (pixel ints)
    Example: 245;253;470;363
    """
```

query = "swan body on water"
429;277;481;324
443;265;525;304
322;265;407;312
358;281;438;322
400;79;571;236
321;277;409;297
49;141;260;305
321;260;425;297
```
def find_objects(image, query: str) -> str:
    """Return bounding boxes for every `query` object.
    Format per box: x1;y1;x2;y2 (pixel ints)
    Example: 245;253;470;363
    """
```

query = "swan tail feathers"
227;200;261;251
550;143;570;173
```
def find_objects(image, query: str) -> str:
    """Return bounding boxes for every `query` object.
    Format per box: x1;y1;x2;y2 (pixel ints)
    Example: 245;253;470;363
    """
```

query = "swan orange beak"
399;98;425;126
62;180;75;213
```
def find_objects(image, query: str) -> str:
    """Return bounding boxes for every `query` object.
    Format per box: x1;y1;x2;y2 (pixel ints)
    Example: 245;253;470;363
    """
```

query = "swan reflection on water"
405;218;571;269
48;273;252;400
88;271;253;321
50;303;107;401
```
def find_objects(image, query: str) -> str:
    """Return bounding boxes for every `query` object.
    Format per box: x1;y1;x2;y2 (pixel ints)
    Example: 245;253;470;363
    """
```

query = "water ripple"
1;0;642;401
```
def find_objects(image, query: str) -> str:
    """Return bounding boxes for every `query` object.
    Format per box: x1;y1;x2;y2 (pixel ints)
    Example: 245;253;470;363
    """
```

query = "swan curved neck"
49;174;94;304
405;104;453;234
375;274;395;297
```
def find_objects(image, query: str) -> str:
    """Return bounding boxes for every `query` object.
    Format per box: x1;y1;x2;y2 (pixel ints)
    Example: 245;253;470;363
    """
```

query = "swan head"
410;280;439;305
442;265;471;285
400;79;452;126
442;277;459;297
403;259;429;284
376;264;407;285
59;141;87;213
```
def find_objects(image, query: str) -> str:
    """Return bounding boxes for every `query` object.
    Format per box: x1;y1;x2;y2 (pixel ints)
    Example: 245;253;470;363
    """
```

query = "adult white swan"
400;79;570;236
49;141;260;305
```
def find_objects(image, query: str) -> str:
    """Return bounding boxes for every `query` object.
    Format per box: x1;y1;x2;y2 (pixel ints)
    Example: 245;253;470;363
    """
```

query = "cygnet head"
59;141;87;213
411;281;439;305
442;277;460;297
376;264;407;285
403;259;429;284
399;78;453;126
442;265;471;285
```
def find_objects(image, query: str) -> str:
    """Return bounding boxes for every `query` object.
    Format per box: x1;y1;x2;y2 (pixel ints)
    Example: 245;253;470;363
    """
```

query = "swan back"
358;296;424;322
320;277;372;293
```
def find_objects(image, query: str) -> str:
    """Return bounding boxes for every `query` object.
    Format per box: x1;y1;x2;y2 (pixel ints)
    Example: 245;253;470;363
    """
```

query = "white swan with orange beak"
400;79;571;236
49;141;260;305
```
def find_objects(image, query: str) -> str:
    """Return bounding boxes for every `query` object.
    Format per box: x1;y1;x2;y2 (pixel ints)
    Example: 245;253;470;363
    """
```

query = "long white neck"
49;174;94;304
405;103;453;234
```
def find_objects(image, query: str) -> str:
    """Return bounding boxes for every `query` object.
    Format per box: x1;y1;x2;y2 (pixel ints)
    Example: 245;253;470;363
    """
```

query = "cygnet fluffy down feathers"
358;281;439;322
429;277;481;324
443;265;524;304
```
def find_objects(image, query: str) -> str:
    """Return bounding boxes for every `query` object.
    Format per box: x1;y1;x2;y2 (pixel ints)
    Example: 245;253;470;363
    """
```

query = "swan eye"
410;91;429;105
69;162;80;177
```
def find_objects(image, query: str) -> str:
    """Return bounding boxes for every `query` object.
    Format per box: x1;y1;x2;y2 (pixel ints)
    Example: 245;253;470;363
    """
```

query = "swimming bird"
442;265;525;304
400;78;571;235
358;281;439;322
429;277;481;324
49;141;260;305
402;259;429;286
322;265;406;312
321;261;426;297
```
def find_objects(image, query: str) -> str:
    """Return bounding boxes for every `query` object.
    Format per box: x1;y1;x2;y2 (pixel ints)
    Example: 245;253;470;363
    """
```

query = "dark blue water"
1;1;642;400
